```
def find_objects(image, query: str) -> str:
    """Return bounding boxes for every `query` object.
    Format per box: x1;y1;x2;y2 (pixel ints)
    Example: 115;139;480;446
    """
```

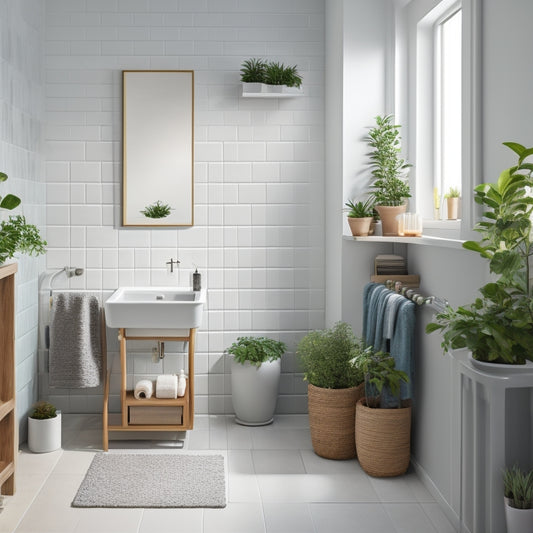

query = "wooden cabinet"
102;327;196;451
0;263;17;495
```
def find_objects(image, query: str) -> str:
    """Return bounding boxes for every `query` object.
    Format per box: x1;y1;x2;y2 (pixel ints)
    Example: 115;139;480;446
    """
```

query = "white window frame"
397;0;481;241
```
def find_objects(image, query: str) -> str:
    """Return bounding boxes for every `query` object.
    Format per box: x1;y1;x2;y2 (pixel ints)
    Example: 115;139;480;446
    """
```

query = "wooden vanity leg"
102;370;110;451
188;328;196;428
120;329;128;427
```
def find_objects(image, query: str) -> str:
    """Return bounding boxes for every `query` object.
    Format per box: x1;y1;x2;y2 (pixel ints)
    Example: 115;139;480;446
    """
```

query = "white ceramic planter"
28;411;61;453
505;500;533;533
230;358;281;426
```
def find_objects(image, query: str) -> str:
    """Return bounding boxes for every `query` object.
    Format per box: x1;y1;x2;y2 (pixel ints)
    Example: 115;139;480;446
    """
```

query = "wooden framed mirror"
122;70;194;226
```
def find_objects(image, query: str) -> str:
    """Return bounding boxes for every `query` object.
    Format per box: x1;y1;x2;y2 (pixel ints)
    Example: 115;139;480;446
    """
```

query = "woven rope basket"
355;397;411;477
308;383;364;460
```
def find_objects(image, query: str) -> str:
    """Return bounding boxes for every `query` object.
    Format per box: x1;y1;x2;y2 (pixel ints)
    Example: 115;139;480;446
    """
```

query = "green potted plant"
344;197;375;236
28;401;61;453
426;142;533;366
240;57;267;93
226;336;286;426
351;349;411;477
444;186;461;220
0;172;47;265
240;58;303;95
297;322;365;460
503;465;533;532
365;115;411;235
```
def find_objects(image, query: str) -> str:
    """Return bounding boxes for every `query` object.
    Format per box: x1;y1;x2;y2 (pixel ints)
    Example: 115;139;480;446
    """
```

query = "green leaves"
226;336;286;367
297;322;364;389
344;197;374;218
503;465;533;509
0;171;22;210
140;201;173;219
0;215;47;264
240;58;303;88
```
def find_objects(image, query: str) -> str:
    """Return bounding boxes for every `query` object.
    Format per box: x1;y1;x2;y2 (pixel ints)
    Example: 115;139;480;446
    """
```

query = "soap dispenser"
192;268;201;291
177;369;187;397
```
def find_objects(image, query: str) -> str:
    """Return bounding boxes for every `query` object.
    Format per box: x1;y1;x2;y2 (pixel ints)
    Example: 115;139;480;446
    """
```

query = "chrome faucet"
166;258;180;273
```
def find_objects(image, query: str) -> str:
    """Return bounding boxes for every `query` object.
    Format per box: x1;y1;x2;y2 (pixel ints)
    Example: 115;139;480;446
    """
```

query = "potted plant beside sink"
226;336;286;426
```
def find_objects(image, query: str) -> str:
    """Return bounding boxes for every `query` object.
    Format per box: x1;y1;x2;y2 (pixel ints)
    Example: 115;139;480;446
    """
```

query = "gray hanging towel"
49;292;102;388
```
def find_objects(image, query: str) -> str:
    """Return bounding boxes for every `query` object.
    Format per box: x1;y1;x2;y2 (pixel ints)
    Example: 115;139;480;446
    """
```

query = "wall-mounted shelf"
0;263;17;496
343;234;465;250
242;91;304;98
241;83;304;98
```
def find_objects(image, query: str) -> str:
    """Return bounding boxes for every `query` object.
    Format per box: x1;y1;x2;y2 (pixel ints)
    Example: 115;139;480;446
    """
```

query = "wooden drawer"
128;406;183;425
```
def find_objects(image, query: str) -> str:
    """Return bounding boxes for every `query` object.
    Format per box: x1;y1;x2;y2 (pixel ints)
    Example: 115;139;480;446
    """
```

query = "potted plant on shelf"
0;172;47;265
444;186;461;220
240;58;303;95
226;336;286;426
344;197;375;237
28;401;61;453
297;322;365;460
366;115;411;236
351;349;411;477
426;142;533;366
503;465;533;533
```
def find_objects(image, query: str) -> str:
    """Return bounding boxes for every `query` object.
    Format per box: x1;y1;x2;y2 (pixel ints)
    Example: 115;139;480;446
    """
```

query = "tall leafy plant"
366;114;411;206
297;322;364;389
426;142;533;364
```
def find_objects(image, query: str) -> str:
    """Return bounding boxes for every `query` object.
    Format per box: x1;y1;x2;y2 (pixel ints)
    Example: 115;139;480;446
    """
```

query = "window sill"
342;234;465;250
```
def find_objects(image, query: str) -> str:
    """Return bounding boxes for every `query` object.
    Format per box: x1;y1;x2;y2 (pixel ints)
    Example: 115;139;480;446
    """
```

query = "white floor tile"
251;427;312;450
310;503;395;533
263;502;316;533
421;503;458;533
204;502;265;533
252;450;306;474
138;508;204;533
384;502;439;533
227;450;255;474
228;473;262;502
299;450;361;475
369;474;419;503
73;509;143;533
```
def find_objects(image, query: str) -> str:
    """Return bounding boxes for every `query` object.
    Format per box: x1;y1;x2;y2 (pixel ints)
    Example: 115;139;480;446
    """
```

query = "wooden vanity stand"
0;263;17;495
102;327;196;451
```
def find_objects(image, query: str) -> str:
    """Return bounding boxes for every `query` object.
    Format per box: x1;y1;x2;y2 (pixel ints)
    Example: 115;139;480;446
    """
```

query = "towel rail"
383;279;448;312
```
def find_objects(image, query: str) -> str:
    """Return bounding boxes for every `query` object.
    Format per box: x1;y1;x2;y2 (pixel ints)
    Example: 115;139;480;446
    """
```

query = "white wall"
0;1;46;440
43;0;325;415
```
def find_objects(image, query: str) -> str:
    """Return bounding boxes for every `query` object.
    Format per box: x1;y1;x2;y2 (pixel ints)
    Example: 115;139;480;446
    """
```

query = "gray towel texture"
49;292;102;388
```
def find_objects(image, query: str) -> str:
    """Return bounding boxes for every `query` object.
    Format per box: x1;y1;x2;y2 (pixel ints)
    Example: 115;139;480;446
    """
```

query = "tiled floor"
1;414;457;533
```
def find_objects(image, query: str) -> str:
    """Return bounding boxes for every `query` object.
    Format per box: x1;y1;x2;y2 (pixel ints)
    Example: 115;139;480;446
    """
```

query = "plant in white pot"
427;142;533;366
365;115;411;236
28;401;61;453
503;465;533;533
226;336;286;426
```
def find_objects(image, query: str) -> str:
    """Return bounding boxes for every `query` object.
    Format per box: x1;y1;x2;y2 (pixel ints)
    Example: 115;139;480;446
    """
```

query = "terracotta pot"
374;205;407;236
446;197;459;219
347;217;373;237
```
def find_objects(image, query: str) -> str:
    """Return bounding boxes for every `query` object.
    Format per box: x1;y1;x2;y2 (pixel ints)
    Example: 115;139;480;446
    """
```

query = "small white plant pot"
230;358;281;426
241;82;263;94
505;501;533;533
28;411;62;453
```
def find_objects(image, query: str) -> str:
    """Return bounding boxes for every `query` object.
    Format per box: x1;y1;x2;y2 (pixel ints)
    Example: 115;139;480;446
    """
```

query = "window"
435;8;462;208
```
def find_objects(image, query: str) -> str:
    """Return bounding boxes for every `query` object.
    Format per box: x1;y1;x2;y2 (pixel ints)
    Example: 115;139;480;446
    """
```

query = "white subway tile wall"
42;0;325;415
1;1;46;440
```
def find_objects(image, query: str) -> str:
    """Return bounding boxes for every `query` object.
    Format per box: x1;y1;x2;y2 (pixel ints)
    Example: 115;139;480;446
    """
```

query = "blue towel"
390;298;416;400
363;283;389;351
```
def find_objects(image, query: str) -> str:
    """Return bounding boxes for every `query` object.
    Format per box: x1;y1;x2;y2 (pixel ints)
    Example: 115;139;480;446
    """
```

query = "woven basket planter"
355;397;411;476
308;383;364;460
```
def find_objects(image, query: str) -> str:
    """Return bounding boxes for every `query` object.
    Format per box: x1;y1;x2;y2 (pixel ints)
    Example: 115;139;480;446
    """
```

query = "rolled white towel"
134;379;154;400
156;374;178;399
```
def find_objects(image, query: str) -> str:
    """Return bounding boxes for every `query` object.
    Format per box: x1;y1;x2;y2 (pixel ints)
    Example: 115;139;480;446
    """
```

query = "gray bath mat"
72;453;226;508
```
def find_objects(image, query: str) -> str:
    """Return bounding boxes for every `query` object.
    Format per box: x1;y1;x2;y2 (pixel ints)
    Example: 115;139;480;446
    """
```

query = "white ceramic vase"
230;358;281;426
505;500;533;533
28;411;62;453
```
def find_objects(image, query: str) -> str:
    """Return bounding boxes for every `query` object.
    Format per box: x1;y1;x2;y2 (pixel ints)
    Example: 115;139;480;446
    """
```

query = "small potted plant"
297;322;365;460
28;401;61;453
503;465;533;533
426;142;533;366
344;197;374;236
240;57;267;93
351;349;411;477
444;186;460;220
365;115;411;235
226;336;286;426
0;172;47;265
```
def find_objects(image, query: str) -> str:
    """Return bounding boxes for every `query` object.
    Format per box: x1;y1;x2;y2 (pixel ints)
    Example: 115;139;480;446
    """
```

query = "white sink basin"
104;287;206;329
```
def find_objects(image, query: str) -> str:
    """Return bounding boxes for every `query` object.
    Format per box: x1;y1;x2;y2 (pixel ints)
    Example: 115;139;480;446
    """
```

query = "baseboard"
410;458;468;532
